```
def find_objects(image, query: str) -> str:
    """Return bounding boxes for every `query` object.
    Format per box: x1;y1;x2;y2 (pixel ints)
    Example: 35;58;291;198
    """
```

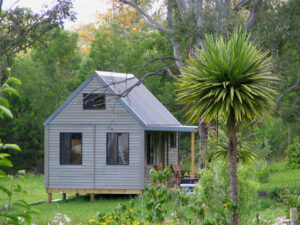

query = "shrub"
197;162;259;224
269;186;290;202
256;164;270;183
286;136;300;169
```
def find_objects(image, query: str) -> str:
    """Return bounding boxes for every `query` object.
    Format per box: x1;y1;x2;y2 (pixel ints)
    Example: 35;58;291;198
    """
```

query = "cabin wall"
94;124;144;189
44;125;49;188
51;77;139;125
48;124;94;189
47;77;144;190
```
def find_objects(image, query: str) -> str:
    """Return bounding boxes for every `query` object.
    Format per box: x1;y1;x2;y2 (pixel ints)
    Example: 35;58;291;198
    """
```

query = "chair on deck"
171;164;190;186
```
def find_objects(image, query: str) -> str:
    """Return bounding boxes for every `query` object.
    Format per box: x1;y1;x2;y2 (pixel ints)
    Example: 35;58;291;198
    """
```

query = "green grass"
0;174;132;224
260;162;300;191
1;162;299;224
32;196;132;224
0;174;69;204
254;161;300;224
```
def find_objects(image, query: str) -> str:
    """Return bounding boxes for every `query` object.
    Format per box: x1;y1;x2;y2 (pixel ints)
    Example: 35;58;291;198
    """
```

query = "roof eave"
145;125;198;132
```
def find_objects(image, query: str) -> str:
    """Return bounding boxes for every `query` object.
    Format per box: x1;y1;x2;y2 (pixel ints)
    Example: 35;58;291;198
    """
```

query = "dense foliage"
286;137;300;169
0;0;296;173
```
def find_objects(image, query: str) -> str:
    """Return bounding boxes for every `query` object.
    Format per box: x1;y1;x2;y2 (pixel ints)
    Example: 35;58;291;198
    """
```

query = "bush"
256;164;270;183
269;186;291;202
286;136;300;168
197;162;259;224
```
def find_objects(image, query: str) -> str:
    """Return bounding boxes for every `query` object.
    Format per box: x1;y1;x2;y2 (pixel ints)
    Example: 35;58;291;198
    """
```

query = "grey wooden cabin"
44;71;196;198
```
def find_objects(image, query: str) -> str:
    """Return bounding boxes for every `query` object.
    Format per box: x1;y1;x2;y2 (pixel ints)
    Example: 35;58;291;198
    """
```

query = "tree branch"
119;0;174;34
171;38;184;68
129;56;181;73
118;66;179;98
245;0;261;29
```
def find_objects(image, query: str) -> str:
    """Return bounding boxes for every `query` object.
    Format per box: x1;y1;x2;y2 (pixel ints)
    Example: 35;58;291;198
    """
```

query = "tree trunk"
228;110;239;225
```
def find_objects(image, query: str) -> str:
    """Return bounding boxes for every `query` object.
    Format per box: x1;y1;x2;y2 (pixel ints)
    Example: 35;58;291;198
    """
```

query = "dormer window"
83;93;105;110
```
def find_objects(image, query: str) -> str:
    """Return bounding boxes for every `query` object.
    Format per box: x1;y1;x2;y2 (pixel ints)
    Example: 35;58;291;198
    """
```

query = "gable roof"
43;71;197;132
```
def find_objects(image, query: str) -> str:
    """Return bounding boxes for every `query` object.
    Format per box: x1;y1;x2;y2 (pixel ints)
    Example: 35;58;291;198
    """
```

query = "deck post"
62;193;66;200
90;193;95;201
48;193;52;204
191;132;195;178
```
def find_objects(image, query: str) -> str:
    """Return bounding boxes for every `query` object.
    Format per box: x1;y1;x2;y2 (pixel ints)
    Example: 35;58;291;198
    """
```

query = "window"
60;133;82;165
170;132;176;148
146;133;154;165
107;133;129;165
83;93;105;109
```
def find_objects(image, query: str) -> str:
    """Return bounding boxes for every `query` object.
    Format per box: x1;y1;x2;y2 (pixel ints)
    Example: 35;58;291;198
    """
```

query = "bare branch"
166;68;180;81
118;66;179;98
82;65;179;111
130;56;181;72
119;0;174;34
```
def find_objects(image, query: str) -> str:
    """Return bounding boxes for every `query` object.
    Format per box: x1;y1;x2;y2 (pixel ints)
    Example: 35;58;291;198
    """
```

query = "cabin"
43;71;197;202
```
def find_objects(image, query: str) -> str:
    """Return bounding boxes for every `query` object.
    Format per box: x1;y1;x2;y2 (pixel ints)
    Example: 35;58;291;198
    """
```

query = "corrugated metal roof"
96;71;181;126
44;71;197;132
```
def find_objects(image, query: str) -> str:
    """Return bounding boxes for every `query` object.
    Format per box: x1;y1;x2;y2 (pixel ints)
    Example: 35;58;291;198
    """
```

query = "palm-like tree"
176;29;277;225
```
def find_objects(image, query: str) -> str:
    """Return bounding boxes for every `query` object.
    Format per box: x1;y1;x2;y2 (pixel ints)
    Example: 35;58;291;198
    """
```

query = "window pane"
60;133;71;164
83;93;105;109
71;133;82;164
106;133;129;165
107;133;118;164
147;133;153;165
60;133;82;165
118;133;129;165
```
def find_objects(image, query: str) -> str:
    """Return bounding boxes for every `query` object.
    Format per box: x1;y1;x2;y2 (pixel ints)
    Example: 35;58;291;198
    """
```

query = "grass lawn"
255;162;300;224
0;174;67;204
260;162;300;191
0;174;132;224
33;196;133;224
1;162;299;224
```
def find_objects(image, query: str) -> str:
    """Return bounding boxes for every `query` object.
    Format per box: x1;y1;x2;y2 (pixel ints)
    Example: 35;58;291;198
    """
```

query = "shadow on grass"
64;193;137;202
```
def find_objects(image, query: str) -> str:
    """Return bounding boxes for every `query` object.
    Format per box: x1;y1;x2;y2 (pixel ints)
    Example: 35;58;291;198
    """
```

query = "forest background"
0;0;299;173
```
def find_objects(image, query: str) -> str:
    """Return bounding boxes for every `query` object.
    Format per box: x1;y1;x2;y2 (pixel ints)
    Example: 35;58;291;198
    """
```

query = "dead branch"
129;56;181;72
118;66;179;98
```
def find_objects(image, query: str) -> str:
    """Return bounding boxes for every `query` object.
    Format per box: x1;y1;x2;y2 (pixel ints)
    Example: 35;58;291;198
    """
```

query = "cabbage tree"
176;29;277;225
